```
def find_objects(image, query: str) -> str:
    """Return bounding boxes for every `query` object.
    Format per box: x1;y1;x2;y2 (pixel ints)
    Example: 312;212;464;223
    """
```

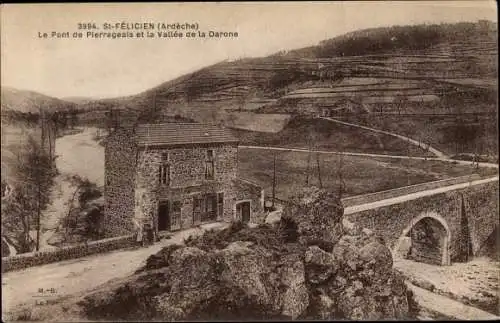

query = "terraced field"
4;21;497;159
231;116;433;157
237;148;498;202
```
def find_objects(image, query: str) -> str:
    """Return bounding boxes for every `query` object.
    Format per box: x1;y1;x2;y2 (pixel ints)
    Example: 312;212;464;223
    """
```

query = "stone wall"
105;135;264;236
104;128;137;237
345;181;498;263
134;143;239;232
232;177;265;223
342;174;481;208
2;235;135;273
463;182;499;255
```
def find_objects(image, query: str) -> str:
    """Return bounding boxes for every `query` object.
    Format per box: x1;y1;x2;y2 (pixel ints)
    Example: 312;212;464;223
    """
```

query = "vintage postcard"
1;1;498;321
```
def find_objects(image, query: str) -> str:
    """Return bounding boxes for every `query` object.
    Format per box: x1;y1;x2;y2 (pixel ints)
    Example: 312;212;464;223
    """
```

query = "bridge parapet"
342;174;481;208
345;178;498;265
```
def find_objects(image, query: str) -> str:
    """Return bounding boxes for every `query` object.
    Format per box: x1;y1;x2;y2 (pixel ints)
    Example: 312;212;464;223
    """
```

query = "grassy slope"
69;21;497;156
2;22;497;156
1;87;76;114
232;116;432;156
237;148;498;201
338;113;499;158
79;22;496;108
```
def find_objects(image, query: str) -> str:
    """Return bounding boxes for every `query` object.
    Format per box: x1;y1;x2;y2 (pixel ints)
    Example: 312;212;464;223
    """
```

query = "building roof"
135;123;239;147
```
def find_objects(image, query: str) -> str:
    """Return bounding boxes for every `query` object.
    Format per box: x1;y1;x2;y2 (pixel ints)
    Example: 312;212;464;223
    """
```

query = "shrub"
136;244;183;273
277;216;299;243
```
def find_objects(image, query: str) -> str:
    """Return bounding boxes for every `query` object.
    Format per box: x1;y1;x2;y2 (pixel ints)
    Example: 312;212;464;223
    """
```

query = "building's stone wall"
232;177;266;223
104;128;137;237
134;143;241;232
2;234;136;273
345;181;498;264
105;133;264;236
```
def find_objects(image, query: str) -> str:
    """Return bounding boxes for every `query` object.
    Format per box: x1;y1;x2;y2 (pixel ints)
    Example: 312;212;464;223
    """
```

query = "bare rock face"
282;186;344;250
325;233;408;320
304;245;339;284
80;188;411;321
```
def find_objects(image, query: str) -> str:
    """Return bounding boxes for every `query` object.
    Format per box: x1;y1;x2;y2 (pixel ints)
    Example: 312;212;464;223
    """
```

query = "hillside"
1;87;76;114
2;21;497;157
232;116;431;156
75;21;496;120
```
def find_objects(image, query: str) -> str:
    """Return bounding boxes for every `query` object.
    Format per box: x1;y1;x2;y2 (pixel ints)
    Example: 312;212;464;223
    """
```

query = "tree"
394;96;408;115
2;136;56;253
62;175;103;242
418;117;434;161
69;110;79;129
335;152;346;199
2;187;35;253
105;108;120;133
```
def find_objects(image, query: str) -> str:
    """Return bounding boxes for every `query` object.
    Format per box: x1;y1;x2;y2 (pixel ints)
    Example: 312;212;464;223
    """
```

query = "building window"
171;201;181;229
159;164;170;185
205;149;215;180
217;192;224;218
193;193;220;223
204;194;217;221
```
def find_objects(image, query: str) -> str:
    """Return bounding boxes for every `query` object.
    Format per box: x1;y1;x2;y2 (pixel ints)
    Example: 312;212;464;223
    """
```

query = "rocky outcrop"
79;187;413;321
282;186;344;250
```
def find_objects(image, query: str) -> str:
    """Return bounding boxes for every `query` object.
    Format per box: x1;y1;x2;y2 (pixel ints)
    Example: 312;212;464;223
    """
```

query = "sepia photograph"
1;1;498;321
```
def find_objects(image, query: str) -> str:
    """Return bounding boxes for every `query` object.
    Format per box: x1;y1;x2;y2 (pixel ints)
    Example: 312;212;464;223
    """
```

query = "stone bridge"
344;176;499;266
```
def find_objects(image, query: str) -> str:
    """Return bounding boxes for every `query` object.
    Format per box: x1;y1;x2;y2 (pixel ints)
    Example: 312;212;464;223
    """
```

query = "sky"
1;1;497;99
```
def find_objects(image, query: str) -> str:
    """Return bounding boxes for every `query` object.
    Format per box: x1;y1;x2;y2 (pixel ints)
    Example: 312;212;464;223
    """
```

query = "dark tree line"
315;22;496;58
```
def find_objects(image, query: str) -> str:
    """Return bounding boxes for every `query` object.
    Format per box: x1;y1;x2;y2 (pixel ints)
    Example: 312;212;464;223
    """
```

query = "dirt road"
319;117;448;158
2;222;227;313
396;257;499;315
408;282;499;320
239;145;499;168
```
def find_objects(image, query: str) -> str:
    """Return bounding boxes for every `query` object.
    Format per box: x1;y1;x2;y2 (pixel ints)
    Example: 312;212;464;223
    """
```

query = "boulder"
80;188;411;321
304;246;338;284
312;292;336;320
153;248;221;321
279;255;309;319
215;242;275;312
283;187;344;248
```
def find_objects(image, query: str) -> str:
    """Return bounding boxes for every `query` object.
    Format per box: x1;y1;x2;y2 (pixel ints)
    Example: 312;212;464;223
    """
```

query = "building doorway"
236;201;251;223
158;201;170;231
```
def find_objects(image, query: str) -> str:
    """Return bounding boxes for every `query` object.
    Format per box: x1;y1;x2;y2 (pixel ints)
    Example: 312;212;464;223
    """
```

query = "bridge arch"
393;212;451;266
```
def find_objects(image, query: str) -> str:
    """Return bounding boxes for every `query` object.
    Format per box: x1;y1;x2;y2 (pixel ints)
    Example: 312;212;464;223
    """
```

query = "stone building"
319;98;367;117
103;123;264;237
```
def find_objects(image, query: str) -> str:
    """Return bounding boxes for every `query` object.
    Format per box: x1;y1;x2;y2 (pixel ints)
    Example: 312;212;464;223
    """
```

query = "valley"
1;18;498;322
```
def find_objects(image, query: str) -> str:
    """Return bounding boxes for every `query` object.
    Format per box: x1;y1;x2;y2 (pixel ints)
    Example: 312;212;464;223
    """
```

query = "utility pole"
272;152;277;208
316;152;323;188
337;153;345;199
306;126;312;185
406;131;412;186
